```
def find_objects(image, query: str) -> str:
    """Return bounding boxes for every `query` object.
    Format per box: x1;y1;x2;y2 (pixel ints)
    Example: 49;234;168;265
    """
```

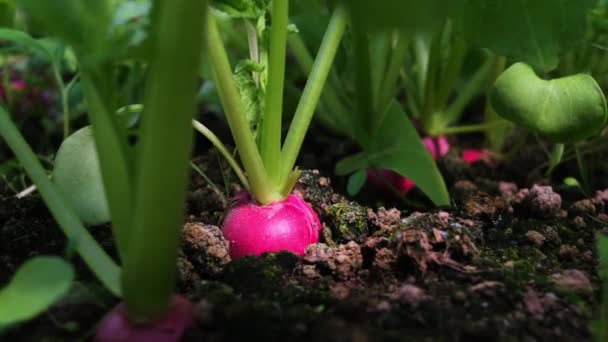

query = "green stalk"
192;119;250;190
435;120;510;135
288;34;354;138
421;23;445;131
0;106;121;296
206;13;281;205
2;58;13;106
80;69;133;260
259;0;289;183
442;55;498;124
121;0;207;322
280;6;347;184
434;35;466;110
244;19;260;85
575;143;591;193
374;33;408;132
597;235;608;342
51;63;70;139
350;12;374;146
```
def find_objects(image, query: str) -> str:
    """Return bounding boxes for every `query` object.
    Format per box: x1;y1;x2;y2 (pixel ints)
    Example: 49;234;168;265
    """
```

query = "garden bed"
2;144;607;341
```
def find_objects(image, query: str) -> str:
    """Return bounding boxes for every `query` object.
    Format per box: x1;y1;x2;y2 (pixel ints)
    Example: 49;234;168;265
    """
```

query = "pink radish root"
221;191;321;259
95;295;194;342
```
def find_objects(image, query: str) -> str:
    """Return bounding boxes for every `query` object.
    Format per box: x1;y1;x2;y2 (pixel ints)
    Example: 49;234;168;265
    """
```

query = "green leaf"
491;62;608;143
0;0;15;27
0;257;74;329
16;0;112;59
456;0;595;72
212;0;268;19
347;169;367;196
0;106;121;296
596;235;608;341
343;0;452;33
337;101;450;206
563;177;582;188
53;126;110;226
0;28;53;60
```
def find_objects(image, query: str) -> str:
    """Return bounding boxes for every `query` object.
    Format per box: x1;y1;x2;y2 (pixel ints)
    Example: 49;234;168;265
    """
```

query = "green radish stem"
259;0;289;183
121;0;207;322
0;106;121;296
279;6;347;184
192;119;250;190
206;12;281;205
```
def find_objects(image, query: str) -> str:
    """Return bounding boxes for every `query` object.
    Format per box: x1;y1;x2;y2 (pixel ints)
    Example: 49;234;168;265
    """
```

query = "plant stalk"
206;13;281;204
280;5;347;184
259;0;289;183
122;0;207;322
192;119;250;190
0;106;121;295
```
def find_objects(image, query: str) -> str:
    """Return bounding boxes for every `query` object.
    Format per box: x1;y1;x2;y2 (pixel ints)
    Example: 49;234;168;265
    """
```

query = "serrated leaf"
0;257;74;328
456;0;595;72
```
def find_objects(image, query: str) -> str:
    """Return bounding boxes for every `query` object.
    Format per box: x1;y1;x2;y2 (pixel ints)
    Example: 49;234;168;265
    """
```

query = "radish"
222;192;321;259
199;6;347;259
461;149;489;164
95;295;194;342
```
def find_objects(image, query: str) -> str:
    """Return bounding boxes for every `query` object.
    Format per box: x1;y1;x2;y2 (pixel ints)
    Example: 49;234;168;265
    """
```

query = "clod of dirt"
324;202;368;243
549;269;593;294
177;255;201;291
526;230;546;247
498;182;519;199
451;180;478;200
181;223;230;276
513;185;563;218
366;207;401;234
573;216;587;229
220;252;299;295
569;199;596;217
460;190;511;222
392;213;480;273
303;242;363;280
558;244;580;261
391;284;430;308
523;287;543;320
293;170;342;213
372;247;396;271
593;189;608;212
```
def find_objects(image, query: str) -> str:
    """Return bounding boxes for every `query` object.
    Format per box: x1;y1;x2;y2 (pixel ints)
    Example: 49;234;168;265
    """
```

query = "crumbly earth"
1;148;608;341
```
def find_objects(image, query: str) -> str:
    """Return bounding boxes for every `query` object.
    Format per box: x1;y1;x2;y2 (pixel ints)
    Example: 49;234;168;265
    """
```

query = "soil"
1;140;608;341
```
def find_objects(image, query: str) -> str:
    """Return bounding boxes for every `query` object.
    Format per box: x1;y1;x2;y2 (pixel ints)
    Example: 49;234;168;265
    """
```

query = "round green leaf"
0;257;74;327
491;62;608;143
53;126;110;225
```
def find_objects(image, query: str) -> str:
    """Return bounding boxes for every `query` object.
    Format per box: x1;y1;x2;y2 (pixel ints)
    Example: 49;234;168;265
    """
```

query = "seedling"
0;0;206;340
201;1;346;258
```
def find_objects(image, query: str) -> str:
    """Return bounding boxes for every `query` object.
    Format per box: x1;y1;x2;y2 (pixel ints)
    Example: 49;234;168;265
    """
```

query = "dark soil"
2;144;608;341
